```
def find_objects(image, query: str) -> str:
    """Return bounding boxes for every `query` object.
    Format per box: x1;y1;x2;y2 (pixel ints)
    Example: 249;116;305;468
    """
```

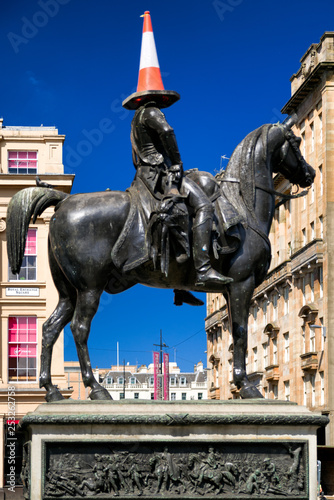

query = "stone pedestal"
19;399;328;499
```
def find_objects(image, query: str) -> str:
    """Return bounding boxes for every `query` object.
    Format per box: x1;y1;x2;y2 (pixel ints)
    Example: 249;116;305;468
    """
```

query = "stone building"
0;118;74;491
102;361;207;401
205;33;334;446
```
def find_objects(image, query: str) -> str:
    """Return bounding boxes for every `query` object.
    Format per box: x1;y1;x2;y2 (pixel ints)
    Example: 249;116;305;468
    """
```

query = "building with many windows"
205;33;334;449
0;118;74;490
102;361;207;401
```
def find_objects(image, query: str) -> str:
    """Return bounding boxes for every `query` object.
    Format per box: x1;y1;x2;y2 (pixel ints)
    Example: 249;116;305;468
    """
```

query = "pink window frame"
8;316;37;382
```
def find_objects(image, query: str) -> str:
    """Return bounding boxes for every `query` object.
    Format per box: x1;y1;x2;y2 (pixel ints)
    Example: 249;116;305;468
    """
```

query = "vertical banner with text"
153;351;160;400
163;352;169;400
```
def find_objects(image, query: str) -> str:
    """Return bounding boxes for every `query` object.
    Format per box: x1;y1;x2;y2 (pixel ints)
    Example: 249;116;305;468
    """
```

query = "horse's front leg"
70;289;112;400
228;278;263;398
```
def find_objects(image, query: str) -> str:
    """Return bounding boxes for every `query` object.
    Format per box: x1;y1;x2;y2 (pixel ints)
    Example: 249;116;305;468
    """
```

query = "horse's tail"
7;187;69;274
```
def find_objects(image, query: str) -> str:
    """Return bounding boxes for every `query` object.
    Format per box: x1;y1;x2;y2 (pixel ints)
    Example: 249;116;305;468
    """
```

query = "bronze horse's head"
275;115;316;188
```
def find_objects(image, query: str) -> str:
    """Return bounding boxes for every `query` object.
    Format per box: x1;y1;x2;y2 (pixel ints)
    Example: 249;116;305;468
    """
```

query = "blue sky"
1;0;333;371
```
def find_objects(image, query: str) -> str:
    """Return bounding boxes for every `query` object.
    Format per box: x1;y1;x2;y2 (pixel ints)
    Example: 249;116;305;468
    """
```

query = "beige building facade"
206;32;334;446
0;119;74;490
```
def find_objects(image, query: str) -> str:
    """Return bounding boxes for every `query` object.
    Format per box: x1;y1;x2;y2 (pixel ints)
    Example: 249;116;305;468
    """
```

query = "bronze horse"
7;118;315;402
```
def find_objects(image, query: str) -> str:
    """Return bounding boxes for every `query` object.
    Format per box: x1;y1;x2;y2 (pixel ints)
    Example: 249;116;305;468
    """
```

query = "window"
301;132;306;157
272;338;278;365
310;273;314;303
263;301;267;325
181;393;186;400
284;333;290;363
303;378;307;406
319;216;323;239
310;326;316;352
273;384;278;400
273;294;278;321
310;222;315;240
264;386;268;399
198;393;203;400
302;326;306;354
150;393;154;400
320;372;324;405
310;122;314;153
170;377;176;386
319;166;323;196
228;359;233;382
118;377;124;385
284;381;290;401
302;228;306;246
319;267;323;299
149;376;154;386
130;377;136;385
253;347;258;372
171;393;176;401
8;151;37;174
301;277;306;306
134;393;139;399
319;114;323;144
120;393;124;399
180;377;186;386
263;343;268;368
8;317;37;382
320;318;324;351
106;377;112;385
9;229;37;281
284;287;289;315
311;374;316;407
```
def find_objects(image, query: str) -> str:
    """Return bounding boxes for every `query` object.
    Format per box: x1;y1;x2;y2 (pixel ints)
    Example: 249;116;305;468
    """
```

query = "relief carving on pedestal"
43;441;307;499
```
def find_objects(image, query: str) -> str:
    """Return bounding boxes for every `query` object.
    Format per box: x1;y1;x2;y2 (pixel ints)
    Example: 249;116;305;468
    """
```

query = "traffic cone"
122;11;180;110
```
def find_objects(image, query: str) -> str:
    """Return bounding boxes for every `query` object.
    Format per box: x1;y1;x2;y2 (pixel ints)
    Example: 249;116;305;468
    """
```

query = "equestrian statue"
6;12;315;402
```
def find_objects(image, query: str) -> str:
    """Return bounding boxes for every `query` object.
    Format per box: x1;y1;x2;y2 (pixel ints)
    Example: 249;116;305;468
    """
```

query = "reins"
219;177;310;248
221;177;310;208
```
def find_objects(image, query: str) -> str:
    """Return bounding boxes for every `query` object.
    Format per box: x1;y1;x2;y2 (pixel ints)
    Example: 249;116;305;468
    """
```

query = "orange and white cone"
122;11;180;110
137;11;164;92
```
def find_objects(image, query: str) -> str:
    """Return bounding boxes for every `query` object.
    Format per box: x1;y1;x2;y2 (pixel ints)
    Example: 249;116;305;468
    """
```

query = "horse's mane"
220;124;273;224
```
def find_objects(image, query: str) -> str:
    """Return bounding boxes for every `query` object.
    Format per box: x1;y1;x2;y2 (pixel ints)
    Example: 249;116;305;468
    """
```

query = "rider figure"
123;93;233;287
122;11;232;287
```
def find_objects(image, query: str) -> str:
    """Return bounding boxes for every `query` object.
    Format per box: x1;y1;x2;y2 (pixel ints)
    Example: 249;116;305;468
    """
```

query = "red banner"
153;351;160;400
163;352;169;400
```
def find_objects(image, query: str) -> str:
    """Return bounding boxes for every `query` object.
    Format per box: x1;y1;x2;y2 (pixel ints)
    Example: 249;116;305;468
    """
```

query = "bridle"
221;125;311;208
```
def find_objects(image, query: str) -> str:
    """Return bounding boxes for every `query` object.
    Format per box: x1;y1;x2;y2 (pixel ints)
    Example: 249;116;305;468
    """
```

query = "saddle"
111;174;241;275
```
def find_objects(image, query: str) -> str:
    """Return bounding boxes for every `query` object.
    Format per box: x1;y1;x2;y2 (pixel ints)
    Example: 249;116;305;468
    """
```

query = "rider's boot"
193;207;233;287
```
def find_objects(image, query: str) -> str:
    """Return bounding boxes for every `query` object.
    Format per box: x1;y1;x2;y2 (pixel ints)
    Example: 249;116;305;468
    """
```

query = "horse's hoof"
239;383;263;399
89;387;113;400
45;387;65;402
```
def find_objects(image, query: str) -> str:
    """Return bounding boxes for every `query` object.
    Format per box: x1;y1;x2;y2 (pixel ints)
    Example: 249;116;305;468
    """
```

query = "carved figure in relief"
245;469;264;494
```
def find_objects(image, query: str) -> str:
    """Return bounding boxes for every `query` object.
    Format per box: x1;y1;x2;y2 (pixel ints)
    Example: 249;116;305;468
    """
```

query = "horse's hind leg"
228;277;263;398
71;289;112;400
40;244;75;401
40;297;74;401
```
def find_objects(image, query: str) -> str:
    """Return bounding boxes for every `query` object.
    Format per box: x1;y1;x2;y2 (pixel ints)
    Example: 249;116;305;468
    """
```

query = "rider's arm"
144;107;182;167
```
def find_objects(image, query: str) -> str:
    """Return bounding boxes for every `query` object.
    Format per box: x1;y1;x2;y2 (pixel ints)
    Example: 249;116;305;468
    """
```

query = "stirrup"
195;269;233;286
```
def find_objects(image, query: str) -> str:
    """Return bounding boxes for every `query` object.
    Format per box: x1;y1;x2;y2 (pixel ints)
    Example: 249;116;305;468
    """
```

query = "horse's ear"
283;113;298;129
